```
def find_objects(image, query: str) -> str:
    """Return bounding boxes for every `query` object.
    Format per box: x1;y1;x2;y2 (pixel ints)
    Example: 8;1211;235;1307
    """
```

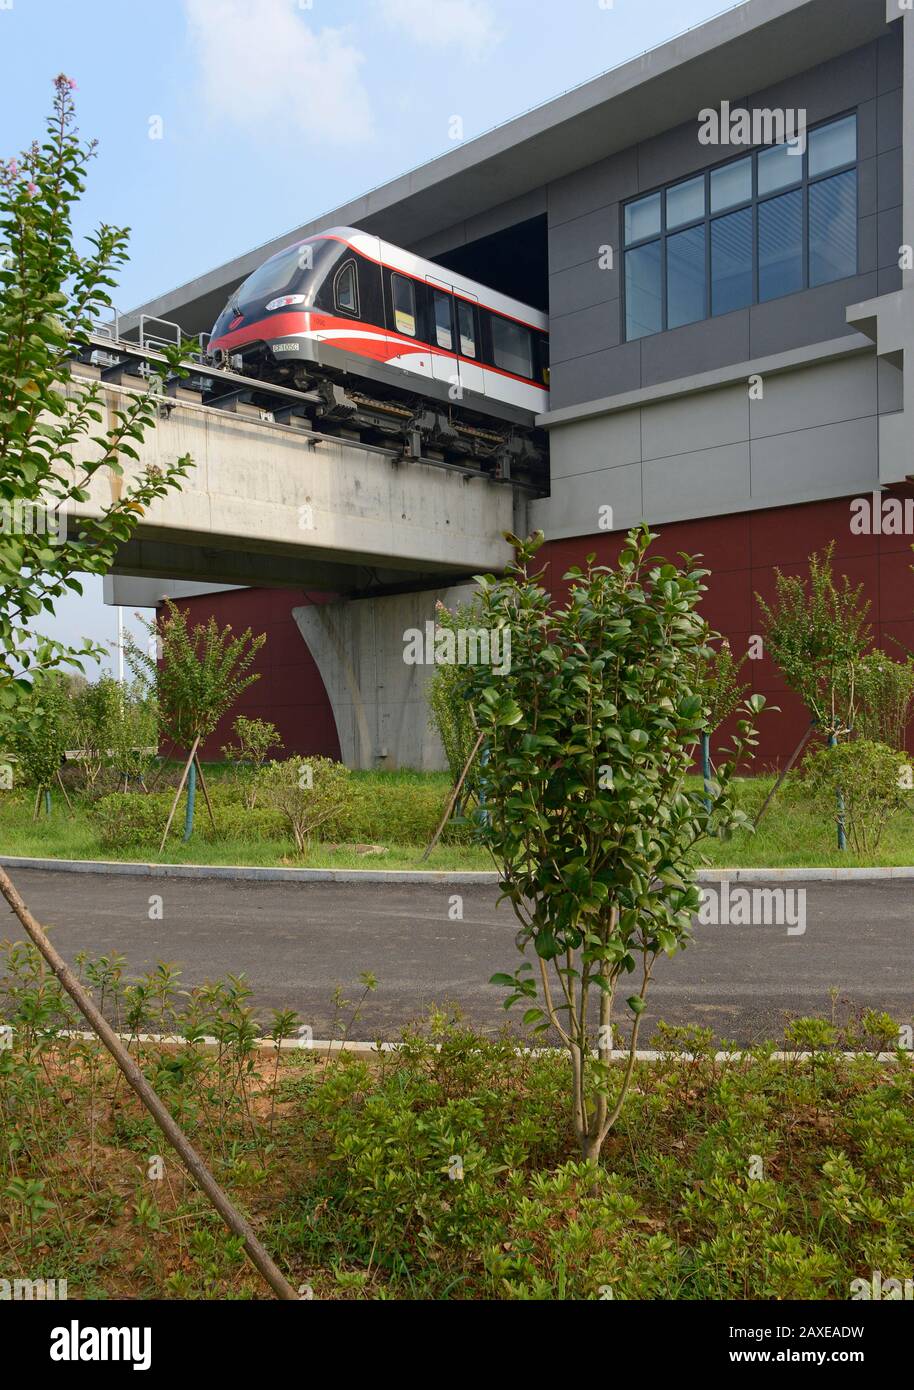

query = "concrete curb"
49;1030;908;1063
2;854;914;884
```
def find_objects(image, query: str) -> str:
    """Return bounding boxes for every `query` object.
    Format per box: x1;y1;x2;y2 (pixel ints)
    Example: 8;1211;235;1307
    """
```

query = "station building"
122;0;914;768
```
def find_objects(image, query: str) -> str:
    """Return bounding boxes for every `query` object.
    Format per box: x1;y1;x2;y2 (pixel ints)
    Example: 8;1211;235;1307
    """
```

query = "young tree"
0;75;190;736
460;527;765;1165
222;714;283;809
690;637;750;807
127;601;265;844
12;672;70;816
426;599;481;817
757;544;872;741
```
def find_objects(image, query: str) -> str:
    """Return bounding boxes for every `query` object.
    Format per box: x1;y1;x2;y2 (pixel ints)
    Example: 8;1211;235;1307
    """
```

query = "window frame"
333;258;360;318
431;288;455;352
622;111;858;341
489;312;535;380
390;272;419;339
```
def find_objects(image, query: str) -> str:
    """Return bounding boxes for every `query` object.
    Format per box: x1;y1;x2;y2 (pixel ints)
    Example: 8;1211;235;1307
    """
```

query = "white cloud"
377;0;502;59
184;0;373;145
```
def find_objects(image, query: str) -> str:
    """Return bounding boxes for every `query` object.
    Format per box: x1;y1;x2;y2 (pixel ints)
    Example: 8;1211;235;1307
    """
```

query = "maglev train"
207;227;550;439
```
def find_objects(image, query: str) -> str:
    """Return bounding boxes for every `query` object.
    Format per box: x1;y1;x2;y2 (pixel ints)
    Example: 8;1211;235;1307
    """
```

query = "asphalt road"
1;868;912;1045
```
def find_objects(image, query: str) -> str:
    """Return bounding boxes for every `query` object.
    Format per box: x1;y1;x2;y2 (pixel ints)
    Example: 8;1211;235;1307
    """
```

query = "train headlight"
265;294;307;311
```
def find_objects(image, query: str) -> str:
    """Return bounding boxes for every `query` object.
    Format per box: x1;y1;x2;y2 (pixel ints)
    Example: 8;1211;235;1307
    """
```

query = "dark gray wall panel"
550;300;621;366
877;29;903;95
549;256;618;318
877;86;904;153
640;313;751;388
877;208;903;269
876;148;903;211
547;149;638;228
550;341;641;409
747;274;877;358
549;205;621;275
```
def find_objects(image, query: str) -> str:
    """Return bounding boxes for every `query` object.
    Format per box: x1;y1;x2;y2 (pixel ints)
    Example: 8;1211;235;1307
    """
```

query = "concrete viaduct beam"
72;382;517;590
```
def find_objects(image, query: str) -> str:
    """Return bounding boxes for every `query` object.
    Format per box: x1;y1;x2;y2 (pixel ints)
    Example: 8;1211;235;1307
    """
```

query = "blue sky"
1;0;740;673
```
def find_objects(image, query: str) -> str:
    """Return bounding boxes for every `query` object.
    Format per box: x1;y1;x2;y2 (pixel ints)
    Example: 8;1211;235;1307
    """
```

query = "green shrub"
90;789;284;851
803;738;912;855
330;775;470;845
255;757;355;853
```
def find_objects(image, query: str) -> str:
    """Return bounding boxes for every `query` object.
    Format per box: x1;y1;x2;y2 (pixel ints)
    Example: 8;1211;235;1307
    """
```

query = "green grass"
0;767;912;871
2;933;912;1301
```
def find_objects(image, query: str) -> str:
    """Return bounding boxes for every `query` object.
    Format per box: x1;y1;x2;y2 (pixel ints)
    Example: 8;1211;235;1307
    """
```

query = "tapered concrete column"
293;584;477;770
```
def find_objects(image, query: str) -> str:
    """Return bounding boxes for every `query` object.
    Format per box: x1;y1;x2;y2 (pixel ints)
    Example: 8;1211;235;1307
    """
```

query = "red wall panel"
168;588;340;762
539;486;914;770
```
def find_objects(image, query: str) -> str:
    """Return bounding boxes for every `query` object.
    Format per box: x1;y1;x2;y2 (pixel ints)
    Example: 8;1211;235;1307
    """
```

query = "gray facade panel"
877;357;904;413
752;43;876;125
640;314;751;388
749;415;878;500
877;207;903;268
548;410;642;479
877;265;904;295
549;341;641;410
747;355;877;439
877;147;903;210
859;214;878;274
877;85;904;153
549;256;618;319
857;97;879;162
549;204;621;275
547;149;639;228
747;274;877;358
877;29;903;95
642;443;752;519
550;300;621;366
531;460;643;537
858;155;878;216
641;384;749;461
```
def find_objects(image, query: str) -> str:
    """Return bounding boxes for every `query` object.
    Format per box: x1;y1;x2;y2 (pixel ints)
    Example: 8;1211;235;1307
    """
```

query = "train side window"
456;300;476;358
432;291;453;351
491;315;533;379
334;260;359;316
538;334;550;386
391;274;417;337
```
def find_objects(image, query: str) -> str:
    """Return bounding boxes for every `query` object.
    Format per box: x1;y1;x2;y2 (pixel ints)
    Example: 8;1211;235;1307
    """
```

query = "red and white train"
208;228;549;472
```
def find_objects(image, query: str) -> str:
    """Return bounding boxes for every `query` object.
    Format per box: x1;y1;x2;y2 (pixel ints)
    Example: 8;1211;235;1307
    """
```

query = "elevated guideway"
68;343;521;594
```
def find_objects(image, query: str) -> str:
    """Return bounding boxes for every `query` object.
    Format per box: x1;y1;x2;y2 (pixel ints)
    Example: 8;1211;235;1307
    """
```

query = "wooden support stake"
194;753;217;832
55;769;74;812
754;721;816;830
159;736;199;855
421;730;486;863
0;863;298;1301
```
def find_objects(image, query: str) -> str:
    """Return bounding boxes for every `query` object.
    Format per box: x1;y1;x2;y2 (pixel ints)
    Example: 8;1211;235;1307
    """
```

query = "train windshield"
233;244;308;306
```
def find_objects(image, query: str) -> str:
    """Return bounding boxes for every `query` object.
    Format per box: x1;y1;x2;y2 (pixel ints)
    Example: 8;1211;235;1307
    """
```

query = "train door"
426;276;485;402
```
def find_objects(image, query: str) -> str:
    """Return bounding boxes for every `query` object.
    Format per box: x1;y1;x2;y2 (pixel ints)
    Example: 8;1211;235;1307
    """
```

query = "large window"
623;113;858;340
